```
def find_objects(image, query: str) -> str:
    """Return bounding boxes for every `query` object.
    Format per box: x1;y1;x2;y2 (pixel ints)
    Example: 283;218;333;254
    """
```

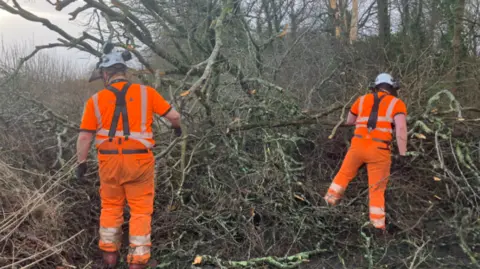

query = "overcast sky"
1;1;390;73
0;1;96;71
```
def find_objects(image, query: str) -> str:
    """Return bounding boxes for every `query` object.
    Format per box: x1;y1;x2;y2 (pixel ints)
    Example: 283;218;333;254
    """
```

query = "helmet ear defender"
392;80;400;90
121;50;132;61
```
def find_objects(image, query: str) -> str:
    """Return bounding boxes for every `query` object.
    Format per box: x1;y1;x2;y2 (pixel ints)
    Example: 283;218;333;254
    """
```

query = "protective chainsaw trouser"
98;146;155;265
324;136;391;229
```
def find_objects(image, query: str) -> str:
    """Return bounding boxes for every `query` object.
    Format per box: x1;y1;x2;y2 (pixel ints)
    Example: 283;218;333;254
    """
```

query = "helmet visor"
88;68;102;82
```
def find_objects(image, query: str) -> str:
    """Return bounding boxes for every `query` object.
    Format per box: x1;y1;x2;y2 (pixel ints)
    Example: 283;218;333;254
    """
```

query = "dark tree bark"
377;0;390;65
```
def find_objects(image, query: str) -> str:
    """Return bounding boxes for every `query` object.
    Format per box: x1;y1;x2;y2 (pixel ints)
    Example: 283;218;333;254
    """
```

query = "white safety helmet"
88;42;132;82
374;73;395;87
98;51;127;68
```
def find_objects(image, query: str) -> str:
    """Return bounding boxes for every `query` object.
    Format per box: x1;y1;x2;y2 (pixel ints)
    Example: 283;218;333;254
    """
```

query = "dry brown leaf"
167;204;178;212
277;24;289;38
193;256;202;265
180;91;190;97
294;194;305;201
414;133;426;139
434;195;442;200
457;117;465;122
433;176;441;182
250;207;255;217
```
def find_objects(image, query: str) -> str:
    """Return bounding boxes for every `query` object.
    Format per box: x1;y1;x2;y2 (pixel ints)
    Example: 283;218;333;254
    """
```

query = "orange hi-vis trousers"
324;135;391;229
97;141;155;265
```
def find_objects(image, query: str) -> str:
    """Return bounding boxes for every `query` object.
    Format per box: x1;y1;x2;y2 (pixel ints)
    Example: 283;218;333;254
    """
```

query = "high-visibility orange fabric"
324;92;407;230
80;81;171;265
98;149;154;264
324;137;391;229
80;81;172;150
350;92;407;142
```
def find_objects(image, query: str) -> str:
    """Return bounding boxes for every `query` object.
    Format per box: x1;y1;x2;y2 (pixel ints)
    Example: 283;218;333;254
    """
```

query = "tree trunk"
330;0;340;38
349;0;358;44
377;0;390;65
401;0;410;37
452;0;465;86
413;0;424;48
429;1;441;48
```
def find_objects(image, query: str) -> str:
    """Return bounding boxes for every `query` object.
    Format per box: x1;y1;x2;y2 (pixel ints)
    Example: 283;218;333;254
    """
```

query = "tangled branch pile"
0;0;480;268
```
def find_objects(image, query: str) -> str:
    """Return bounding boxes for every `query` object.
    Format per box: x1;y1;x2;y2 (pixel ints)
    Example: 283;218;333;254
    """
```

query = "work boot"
102;251;119;268
128;259;158;269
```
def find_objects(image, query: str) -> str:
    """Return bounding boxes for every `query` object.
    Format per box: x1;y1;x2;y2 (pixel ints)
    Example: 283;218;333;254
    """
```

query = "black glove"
173;127;182;137
394;155;408;167
76;162;87;179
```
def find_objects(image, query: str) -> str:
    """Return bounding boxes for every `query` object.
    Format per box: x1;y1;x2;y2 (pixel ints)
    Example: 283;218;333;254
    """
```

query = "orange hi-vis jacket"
80;80;172;151
350;91;407;142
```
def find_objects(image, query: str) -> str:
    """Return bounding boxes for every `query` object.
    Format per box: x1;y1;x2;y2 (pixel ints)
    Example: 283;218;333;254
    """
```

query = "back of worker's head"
371;73;400;97
88;42;132;85
102;63;127;77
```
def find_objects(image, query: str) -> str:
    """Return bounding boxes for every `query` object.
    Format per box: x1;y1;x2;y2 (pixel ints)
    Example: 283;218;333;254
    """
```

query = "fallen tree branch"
241;77;285;92
193;245;328;268
0;229;85;269
183;0;233;96
228;105;344;132
15;92;79;130
328;95;356;139
0;0;99;55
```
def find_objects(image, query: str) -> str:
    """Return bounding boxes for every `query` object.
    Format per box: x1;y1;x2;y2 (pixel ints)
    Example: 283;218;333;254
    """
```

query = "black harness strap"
367;92;387;132
106;82;132;141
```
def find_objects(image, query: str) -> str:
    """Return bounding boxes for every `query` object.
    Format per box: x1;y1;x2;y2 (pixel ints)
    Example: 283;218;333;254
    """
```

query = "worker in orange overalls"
324;73;408;232
75;43;181;269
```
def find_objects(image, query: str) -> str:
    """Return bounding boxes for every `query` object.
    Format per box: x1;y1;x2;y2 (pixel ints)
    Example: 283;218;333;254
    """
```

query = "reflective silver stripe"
97;129;153;138
130;234;151;245
324;193;339;204
358;96;365;117
356;116;369;122
130;246;150;256
357;116;392;123
95;138;108;145
92;93;102;127
140;85;147;133
355;124;392;133
371;217;385;228
132;138;154;148
95;130;154;148
99;227;122;244
370;206;385;215
95;137;153;148
386;97;398;121
329;183;345;194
